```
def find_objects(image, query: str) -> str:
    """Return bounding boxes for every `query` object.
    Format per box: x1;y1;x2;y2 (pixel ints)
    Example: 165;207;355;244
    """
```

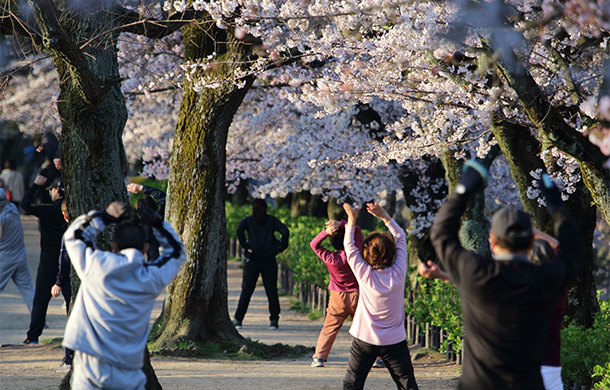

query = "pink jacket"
344;220;407;346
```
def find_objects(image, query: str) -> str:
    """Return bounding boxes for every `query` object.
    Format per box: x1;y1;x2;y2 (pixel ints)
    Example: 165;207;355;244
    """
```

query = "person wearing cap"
21;174;67;344
429;160;586;390
0;188;35;313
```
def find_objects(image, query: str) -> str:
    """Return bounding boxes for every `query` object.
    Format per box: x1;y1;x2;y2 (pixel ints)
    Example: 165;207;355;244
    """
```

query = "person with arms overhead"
342;202;419;390
429;160;586;390
62;201;185;389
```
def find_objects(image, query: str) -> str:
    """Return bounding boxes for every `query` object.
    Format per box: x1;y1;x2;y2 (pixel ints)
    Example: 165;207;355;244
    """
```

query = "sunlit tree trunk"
153;18;254;348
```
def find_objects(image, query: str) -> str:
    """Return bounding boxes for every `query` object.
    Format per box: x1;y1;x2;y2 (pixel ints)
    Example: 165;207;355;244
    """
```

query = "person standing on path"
50;200;74;371
62;201;185;389
429;160;586;390
21;175;67;344
342;202;419;390
0;188;35;313
1;159;25;208
310;219;362;368
233;199;289;330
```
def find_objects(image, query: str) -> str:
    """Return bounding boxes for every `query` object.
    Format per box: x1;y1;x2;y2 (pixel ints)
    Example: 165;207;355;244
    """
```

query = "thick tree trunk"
27;3;160;388
153;19;254;348
492;119;599;326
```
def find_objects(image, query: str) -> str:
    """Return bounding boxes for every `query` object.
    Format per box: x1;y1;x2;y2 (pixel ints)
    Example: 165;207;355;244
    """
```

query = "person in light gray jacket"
0;188;34;313
62;201;185;390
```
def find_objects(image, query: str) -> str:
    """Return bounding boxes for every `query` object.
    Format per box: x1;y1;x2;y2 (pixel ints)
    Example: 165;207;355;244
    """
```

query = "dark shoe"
23;338;38;345
233;319;242;329
269;320;279;330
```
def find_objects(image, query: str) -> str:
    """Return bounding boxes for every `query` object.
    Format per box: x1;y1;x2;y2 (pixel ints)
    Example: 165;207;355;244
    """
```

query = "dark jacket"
141;185;167;260
237;215;289;260
55;238;71;288
430;193;585;390
21;184;66;258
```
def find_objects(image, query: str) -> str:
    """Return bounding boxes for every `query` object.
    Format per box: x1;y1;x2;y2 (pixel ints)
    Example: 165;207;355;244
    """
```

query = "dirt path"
0;215;460;389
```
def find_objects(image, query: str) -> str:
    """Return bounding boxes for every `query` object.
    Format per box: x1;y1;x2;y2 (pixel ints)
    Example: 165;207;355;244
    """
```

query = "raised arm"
63;202;128;278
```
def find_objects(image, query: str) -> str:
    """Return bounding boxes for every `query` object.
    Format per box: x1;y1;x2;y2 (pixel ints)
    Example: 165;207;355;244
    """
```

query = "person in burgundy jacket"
310;219;363;368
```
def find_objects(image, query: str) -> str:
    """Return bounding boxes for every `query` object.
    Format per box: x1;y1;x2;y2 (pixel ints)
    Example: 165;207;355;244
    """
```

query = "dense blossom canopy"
2;0;609;217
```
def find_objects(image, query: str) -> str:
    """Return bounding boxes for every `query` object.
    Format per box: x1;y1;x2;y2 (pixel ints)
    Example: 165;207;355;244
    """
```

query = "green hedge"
406;275;463;353
562;295;610;387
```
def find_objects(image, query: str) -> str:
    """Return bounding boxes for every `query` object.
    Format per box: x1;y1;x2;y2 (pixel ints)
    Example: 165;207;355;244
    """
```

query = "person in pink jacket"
310;219;363;368
342;202;418;390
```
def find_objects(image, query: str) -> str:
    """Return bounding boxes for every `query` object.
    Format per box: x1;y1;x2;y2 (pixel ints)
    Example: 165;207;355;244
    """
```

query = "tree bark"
13;2;161;388
492;119;599;326
153;18;254;348
489;34;610;227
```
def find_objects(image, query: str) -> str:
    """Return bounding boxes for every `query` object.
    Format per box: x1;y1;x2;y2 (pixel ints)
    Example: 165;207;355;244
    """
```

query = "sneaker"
269;320;279;330
23;338;38;345
372;358;386;368
232;319;242;329
56;362;72;372
311;357;324;368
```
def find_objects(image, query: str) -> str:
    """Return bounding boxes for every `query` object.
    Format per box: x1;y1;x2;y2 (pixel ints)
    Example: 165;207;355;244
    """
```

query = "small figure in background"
233;199;289;330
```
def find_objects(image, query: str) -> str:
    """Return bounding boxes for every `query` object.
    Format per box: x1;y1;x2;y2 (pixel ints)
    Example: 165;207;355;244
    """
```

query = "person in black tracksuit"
429;161;586;390
233;199;289;329
21;175;67;344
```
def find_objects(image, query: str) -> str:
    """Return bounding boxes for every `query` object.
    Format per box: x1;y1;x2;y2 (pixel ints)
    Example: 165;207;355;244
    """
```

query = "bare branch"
114;5;207;39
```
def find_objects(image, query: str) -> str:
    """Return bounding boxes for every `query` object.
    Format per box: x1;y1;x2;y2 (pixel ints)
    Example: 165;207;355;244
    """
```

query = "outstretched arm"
418;260;451;284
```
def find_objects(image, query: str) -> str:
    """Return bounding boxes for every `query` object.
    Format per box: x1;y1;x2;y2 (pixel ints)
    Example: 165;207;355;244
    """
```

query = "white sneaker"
311;357;324;368
56;362;71;372
372;358;386;368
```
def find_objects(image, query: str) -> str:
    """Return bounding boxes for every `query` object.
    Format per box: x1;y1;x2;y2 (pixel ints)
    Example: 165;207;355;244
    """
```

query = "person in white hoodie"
62;201;185;390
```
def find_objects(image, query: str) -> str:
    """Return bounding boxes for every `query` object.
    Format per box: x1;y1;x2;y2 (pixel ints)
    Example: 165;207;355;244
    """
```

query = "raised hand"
127;183;144;194
342;203;359;226
106;201;129;221
366;202;390;222
325;219;341;235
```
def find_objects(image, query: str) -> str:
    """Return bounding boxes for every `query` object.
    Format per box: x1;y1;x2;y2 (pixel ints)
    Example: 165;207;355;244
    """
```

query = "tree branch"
114;6;206;39
29;0;119;106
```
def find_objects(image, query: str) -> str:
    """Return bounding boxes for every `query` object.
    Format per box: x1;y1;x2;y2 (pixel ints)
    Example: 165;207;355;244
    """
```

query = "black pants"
234;258;280;322
27;253;59;341
344;338;419;390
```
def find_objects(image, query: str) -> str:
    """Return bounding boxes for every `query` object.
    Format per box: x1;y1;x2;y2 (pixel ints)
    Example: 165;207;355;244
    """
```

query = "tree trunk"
152;19;254;348
490;98;599;328
25;2;160;387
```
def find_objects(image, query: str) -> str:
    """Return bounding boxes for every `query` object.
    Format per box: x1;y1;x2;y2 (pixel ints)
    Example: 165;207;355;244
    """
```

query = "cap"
490;207;533;248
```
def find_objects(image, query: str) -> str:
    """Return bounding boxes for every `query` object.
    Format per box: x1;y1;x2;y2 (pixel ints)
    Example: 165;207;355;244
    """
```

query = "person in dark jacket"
50;199;74;371
21;175;67;344
233;199;289;329
127;182;167;261
429;161;585;390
